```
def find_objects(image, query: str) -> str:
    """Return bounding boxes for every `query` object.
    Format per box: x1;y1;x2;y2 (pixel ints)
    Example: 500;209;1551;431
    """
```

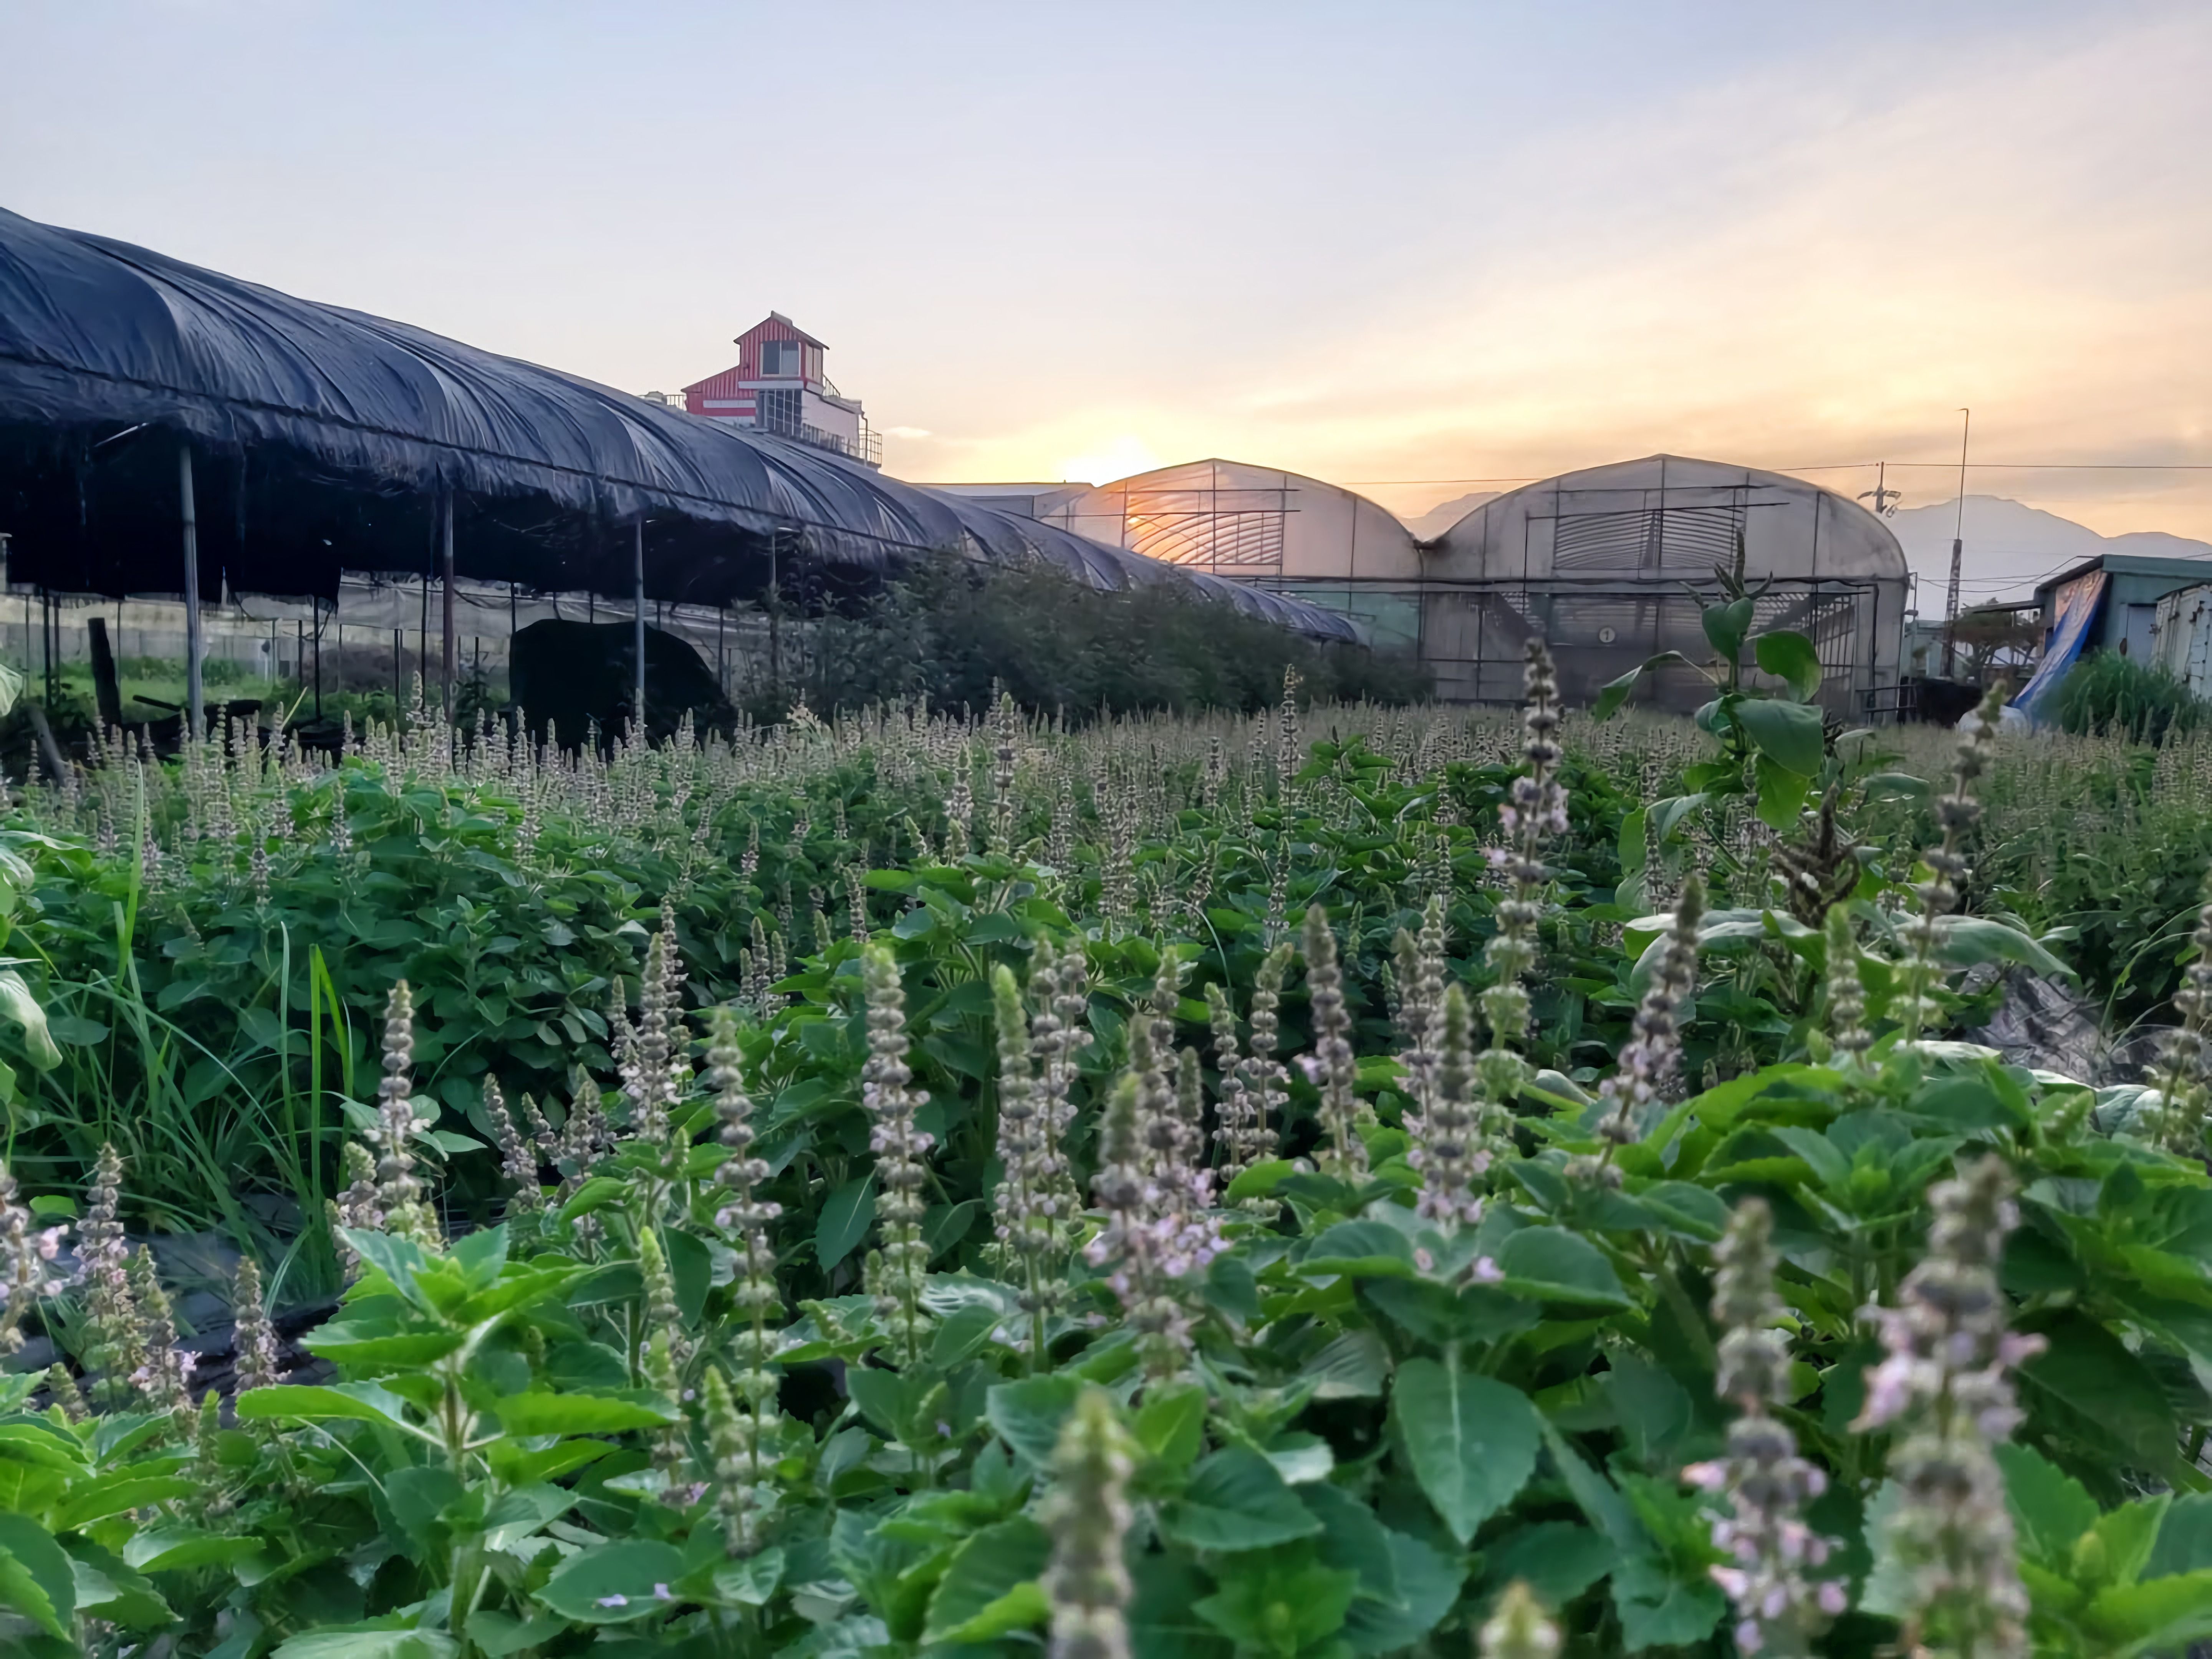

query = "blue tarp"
0;207;1356;641
2011;569;2105;725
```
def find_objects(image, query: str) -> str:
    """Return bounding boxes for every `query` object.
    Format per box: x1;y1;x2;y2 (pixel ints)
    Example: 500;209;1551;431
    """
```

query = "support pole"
632;518;647;738
441;491;457;720
1942;408;1970;679
180;444;205;740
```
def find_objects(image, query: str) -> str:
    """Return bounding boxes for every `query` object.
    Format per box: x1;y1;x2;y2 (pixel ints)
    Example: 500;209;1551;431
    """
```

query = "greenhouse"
1421;455;1912;712
1044;454;1912;714
1034;459;1427;651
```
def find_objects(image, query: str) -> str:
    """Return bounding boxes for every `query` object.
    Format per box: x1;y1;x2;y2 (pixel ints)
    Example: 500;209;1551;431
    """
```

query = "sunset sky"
7;0;2209;563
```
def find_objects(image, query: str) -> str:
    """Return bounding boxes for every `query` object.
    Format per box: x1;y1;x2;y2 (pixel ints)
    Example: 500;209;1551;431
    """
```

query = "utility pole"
1856;462;1901;518
1942;409;1970;677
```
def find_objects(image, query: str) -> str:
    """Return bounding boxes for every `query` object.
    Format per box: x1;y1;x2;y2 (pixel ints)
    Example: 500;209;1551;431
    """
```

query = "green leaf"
1158;1447;1326;1553
2086;1570;2212;1651
1390;1358;1542;1545
923;1517;1051;1643
1752;629;1822;701
64;1540;171;1630
2151;1494;2212;1580
534;1539;688;1624
1300;1220;1416;1278
464;1611;567;1659
270;1630;461;1659
1737;698;1826;778
1594;653;1691;720
481;1484;575;1552
0;970;59;1070
1494;1226;1632;1308
0;1515;73;1638
449;1224;509;1293
553;1176;627;1226
709;1547;785;1608
987;1374;1083;1467
1300;1329;1389;1399
816;1174;876;1271
1703;596;1756;664
494;1391;679;1436
1753;753;1811;833
2018;1311;2180;1469
1612;1553;1726;1652
51;1474;200;1532
233;1382;417;1433
1194;1552;1360;1656
1481;1520;1615;1607
1135;1383;1209;1472
1997;1443;2099;1570
121;1522;261;1575
1225;1159;1296;1202
1929;917;2074;980
1345;1528;1464;1656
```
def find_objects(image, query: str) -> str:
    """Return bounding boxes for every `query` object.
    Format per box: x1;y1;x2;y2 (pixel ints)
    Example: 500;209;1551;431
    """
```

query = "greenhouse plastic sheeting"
0;207;1354;640
2010;569;2105;725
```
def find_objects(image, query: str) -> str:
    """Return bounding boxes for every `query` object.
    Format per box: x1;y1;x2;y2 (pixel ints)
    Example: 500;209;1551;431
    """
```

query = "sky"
6;0;2211;577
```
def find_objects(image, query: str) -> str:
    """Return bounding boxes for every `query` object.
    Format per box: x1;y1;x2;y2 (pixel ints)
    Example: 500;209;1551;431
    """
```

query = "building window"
760;340;801;377
757;387;801;435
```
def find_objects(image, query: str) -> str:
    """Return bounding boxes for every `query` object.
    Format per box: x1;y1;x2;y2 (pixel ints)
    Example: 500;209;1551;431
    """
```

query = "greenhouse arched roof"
0;207;1354;640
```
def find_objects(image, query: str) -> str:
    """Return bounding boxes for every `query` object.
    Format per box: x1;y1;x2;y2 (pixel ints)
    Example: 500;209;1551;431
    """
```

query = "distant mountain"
1884;495;2212;609
1399;491;1499;541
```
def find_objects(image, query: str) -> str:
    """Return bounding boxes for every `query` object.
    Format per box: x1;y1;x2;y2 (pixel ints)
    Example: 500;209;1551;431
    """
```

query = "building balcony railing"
753;404;882;468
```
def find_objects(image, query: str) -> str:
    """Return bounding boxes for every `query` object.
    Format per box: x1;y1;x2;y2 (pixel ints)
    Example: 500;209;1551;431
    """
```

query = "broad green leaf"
1703;597;1755;664
1158;1447;1325;1553
987;1374;1084;1467
816;1174;876;1271
2018;1311;2180;1469
1753;753;1811;833
1390;1358;1541;1545
2151;1494;2212;1580
1752;629;1823;701
1194;1554;1359;1655
1345;1528;1464;1655
481;1484;575;1552
534;1538;688;1624
495;1391;678;1436
1300;1329;1389;1399
64;1540;171;1629
0;1515;73;1637
233;1382;417;1434
1225;1159;1296;1202
553;1176;627;1226
2086;1570;2212;1651
0;970;59;1070
1134;1383;1209;1472
1494;1226;1631;1308
121;1522;261;1574
1612;1553;1726;1652
709;1547;785;1608
464;1611;566;1659
923;1517;1050;1643
1594;653;1691;720
1481;1520;1615;1606
271;1631;461;1659
1737;697;1826;778
51;1474;199;1532
1929;916;2073;980
1997;1444;2099;1570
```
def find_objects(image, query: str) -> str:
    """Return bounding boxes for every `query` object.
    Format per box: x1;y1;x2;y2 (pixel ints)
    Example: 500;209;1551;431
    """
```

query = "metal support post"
180;444;205;739
441;491;457;720
632;518;647;736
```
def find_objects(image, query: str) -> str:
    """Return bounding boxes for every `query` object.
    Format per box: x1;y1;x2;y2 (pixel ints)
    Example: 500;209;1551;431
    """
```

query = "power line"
1342;460;2212;485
